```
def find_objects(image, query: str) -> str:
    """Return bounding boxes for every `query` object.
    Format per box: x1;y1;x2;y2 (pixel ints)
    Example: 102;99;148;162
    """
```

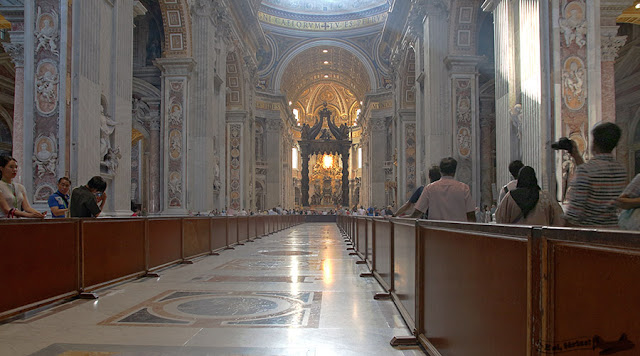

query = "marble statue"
213;149;221;192
100;104;117;160
509;104;523;159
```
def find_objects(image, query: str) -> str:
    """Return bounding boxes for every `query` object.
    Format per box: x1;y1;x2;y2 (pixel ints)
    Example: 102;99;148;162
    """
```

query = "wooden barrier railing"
0;215;303;321
337;216;640;356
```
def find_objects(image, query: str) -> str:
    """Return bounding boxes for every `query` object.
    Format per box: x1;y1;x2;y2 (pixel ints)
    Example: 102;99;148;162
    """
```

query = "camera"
551;137;574;153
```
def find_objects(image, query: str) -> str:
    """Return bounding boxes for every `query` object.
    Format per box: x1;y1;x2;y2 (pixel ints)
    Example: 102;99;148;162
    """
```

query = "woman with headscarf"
495;166;564;226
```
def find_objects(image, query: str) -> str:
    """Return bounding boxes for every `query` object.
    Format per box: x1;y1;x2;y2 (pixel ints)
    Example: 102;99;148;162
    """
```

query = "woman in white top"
0;155;46;218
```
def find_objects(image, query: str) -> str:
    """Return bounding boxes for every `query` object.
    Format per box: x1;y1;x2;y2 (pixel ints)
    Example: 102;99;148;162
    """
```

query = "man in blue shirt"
48;177;71;218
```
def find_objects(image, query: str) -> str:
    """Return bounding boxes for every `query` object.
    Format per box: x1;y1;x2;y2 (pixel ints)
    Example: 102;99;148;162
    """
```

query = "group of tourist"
390;122;640;230
2;121;640;229
0;155;107;219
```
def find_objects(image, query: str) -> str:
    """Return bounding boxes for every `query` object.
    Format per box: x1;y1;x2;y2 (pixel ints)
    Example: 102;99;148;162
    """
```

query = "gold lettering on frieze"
256;101;280;111
370;101;392;110
257;12;387;31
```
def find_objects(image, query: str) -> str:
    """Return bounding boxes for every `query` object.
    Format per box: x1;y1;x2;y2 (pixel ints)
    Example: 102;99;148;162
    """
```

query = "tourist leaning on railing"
0;155;47;219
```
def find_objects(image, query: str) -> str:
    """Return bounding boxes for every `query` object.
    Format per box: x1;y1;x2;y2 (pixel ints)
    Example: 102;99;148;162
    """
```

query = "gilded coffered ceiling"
280;46;370;107
261;0;388;15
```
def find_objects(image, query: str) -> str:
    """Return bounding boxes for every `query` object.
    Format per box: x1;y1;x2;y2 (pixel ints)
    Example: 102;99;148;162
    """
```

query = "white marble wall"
188;11;218;212
71;0;133;216
421;8;453;169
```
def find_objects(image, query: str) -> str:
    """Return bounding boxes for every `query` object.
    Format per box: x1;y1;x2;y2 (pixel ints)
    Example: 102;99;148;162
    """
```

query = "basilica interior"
0;0;640;214
2;0;640;355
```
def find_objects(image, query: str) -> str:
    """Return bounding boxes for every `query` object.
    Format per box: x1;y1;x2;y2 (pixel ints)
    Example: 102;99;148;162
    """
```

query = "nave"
0;223;424;356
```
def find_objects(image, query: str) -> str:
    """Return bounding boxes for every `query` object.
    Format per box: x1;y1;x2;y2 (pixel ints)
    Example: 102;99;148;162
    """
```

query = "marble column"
301;146;310;207
341;150;350;207
155;57;195;215
1;39;24;183
421;4;452;168
226;112;247;212
446;56;483;205
188;6;218;212
368;116;387;208
148;107;161;213
264;116;282;210
600;3;629;123
398;111;416;203
482;0;518;193
479;100;495;206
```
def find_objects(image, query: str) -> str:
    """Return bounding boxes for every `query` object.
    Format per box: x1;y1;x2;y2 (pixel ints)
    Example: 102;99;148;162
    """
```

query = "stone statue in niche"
559;0;587;48
212;148;221;193
35;7;59;55
100;103;121;174
102;147;122;175
509;104;523;159
132;98;150;124
146;39;161;65
32;134;57;178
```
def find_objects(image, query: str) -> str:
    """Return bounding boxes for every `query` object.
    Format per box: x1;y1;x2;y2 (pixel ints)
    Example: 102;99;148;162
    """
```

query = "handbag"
618;208;640;230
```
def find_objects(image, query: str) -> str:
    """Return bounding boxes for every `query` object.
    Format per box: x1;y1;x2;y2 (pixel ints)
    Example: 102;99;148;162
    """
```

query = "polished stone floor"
0;223;425;356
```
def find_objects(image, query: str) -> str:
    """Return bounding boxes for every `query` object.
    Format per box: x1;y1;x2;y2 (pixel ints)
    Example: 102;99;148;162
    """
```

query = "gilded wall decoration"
562;56;587;111
35;60;59;115
229;124;242;211
159;0;191;57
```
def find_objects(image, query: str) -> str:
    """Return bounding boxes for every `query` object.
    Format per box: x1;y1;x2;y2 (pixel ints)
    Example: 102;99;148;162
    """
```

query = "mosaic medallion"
100;290;321;328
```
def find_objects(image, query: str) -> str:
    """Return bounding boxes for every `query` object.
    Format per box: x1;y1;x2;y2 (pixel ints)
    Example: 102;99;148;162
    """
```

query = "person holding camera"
70;176;108;218
560;122;627;227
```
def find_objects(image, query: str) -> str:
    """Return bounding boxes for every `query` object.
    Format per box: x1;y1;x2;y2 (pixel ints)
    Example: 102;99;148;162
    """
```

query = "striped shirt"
565;153;627;226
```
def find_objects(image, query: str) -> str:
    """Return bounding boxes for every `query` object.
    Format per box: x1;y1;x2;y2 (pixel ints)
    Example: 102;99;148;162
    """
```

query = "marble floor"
0;223;425;356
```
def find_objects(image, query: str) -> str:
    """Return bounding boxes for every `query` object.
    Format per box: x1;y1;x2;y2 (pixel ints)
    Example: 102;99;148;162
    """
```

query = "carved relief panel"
167;80;186;208
32;3;62;203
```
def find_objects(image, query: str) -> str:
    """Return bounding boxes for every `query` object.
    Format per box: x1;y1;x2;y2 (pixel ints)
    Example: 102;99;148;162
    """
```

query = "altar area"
308;153;343;208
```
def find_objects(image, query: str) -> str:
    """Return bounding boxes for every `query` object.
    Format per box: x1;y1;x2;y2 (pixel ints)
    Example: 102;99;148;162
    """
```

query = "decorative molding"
601;31;627;61
1;42;24;67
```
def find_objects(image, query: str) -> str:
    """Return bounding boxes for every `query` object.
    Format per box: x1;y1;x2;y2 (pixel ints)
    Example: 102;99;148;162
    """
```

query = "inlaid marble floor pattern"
0;223;425;356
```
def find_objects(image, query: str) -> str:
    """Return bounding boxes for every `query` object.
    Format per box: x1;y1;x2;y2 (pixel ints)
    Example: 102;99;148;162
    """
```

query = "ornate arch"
273;39;378;94
158;0;192;57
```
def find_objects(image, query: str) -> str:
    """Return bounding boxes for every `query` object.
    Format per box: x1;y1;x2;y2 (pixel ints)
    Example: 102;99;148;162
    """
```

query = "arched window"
293;109;299;125
292;147;298;170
